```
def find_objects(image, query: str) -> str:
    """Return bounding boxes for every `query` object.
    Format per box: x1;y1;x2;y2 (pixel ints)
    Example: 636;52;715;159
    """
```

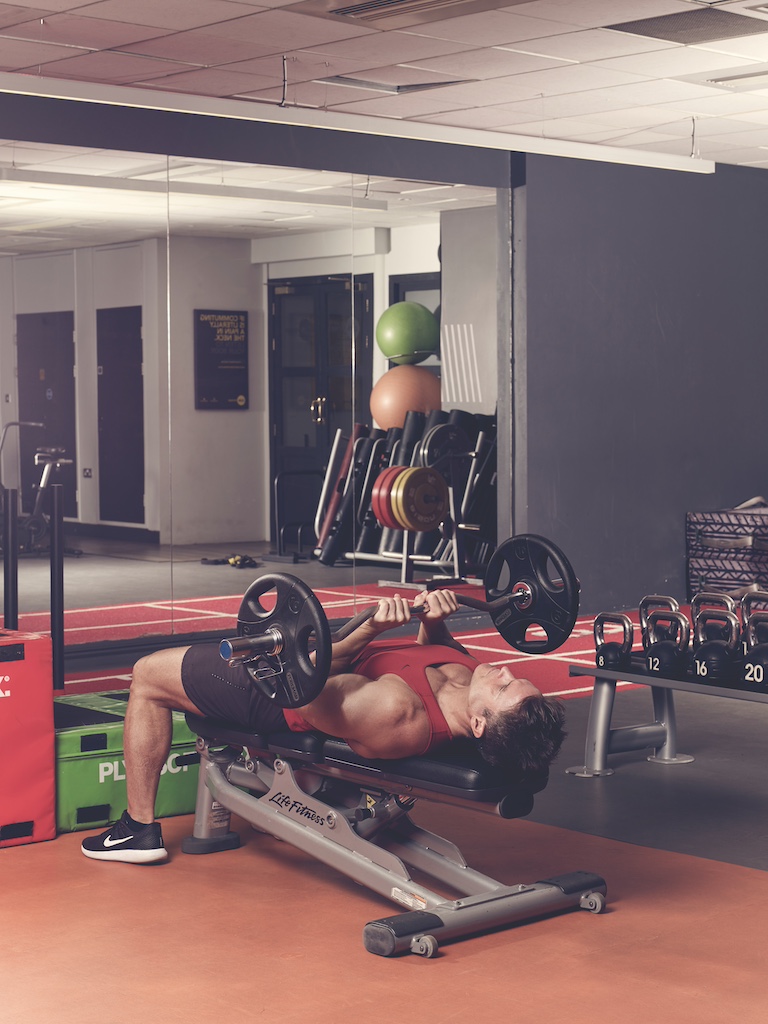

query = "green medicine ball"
375;301;439;365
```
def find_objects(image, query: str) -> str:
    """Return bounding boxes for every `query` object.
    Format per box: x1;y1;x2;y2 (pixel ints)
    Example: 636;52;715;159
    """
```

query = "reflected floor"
4;535;428;615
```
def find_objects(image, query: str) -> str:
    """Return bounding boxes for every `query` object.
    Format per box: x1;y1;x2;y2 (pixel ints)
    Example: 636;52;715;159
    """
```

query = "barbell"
219;533;580;708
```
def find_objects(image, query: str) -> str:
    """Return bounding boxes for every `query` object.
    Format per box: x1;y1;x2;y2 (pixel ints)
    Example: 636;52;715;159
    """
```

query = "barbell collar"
220;627;284;664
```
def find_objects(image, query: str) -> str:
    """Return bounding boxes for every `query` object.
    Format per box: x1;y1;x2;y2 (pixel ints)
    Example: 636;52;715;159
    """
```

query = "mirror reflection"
0;138;499;668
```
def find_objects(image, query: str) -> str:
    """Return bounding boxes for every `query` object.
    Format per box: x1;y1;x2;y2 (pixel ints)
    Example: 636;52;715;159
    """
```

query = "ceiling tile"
695;124;768;145
0;14;175;48
483;61;650;97
595;45;761;77
1;0;92;10
136;66;279;95
30;50;201;82
0;6;49;31
222;50;365;81
509;0;692;31
0;34;83;67
114;29;278;65
286;28;476;63
202;9;375;47
420;105;545;128
691;35;768;61
403;47;568;79
236;79;384;105
348;64;466;86
655;91;768;115
506;27;681;61
68;0;259;31
400;9;582;47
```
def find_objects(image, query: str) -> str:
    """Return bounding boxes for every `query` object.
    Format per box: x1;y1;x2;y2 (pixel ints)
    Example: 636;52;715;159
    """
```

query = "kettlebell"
594;612;633;670
690;591;738;643
690;608;741;685
739;590;768;658
639;595;680;651
644;609;690;679
740;610;768;692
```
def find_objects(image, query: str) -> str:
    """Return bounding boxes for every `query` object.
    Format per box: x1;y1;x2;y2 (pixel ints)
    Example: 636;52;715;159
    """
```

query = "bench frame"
182;714;607;957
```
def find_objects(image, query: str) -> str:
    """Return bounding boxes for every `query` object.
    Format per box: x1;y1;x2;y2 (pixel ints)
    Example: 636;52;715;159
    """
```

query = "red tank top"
283;640;477;754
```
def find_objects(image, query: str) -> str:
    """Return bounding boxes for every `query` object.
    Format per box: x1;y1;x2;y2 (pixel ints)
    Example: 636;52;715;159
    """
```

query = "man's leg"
124;646;201;823
81;646;202;864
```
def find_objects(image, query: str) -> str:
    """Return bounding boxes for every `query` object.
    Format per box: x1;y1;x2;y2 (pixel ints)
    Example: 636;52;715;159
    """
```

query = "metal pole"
3;486;18;630
50;483;64;690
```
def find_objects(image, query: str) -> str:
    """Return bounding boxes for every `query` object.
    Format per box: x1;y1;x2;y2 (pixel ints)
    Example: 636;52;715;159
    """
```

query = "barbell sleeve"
220;628;284;665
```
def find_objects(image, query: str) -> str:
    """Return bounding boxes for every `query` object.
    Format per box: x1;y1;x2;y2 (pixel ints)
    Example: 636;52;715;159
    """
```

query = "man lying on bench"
81;589;566;864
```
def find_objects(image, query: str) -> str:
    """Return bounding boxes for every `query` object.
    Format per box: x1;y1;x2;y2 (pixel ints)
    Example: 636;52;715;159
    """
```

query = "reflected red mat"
39;584;645;700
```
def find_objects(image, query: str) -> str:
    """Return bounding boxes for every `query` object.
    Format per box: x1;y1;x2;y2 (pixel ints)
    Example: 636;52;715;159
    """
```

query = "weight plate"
391;466;449;532
236;572;331;708
371;465;408;531
484;534;579;654
418;423;471;467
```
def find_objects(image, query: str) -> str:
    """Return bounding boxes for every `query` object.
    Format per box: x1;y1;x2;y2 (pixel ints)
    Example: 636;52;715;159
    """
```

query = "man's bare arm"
415;589;472;656
326;595;413;676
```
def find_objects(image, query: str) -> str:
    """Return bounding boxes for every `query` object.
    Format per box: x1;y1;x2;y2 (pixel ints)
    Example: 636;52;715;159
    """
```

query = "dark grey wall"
518;155;768;614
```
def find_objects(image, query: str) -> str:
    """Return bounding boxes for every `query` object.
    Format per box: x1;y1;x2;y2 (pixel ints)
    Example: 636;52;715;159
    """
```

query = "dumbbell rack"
565;659;768;778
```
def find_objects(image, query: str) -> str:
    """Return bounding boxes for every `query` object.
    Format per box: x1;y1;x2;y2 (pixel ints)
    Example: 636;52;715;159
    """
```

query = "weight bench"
182;713;607;957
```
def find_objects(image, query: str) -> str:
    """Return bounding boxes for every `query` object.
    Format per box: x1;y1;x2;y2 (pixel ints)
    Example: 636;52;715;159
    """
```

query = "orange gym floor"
4;807;767;1024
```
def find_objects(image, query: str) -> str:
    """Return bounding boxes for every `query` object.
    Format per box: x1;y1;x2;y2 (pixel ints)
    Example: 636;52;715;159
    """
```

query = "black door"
16;310;78;518
268;274;373;544
97;306;145;523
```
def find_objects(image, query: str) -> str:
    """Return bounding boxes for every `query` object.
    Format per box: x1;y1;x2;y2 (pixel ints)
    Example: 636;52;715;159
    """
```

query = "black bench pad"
185;713;547;807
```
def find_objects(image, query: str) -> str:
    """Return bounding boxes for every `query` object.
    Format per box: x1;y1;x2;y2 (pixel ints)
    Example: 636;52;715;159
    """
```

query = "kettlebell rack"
565;661;768;778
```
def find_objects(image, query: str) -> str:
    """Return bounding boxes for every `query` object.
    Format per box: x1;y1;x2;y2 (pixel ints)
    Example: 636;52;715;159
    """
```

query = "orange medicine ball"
369;364;441;431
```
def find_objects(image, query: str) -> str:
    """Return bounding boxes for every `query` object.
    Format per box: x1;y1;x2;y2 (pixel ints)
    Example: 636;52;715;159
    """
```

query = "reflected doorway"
269;273;373;546
16;310;78;518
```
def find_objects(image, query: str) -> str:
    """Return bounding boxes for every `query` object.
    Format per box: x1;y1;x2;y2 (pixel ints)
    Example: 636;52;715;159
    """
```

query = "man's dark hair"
476;694;566;777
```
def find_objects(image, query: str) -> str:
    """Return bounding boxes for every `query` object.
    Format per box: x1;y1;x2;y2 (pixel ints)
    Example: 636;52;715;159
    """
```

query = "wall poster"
194;309;248;410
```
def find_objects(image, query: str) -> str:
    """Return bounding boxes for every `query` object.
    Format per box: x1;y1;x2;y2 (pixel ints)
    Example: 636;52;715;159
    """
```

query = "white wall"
168;235;267;545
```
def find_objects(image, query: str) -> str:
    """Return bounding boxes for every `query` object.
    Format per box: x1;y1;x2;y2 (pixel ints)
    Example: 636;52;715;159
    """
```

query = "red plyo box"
0;630;55;848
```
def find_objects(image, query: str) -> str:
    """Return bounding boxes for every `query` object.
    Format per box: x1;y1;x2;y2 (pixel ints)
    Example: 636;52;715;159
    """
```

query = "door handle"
310;396;327;424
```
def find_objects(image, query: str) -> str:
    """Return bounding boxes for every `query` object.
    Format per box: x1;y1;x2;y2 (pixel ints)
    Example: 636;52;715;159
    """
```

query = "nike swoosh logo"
103;834;134;847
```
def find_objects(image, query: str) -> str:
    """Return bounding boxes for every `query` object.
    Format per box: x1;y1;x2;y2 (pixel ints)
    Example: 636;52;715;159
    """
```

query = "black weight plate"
236;572;331;708
418;423;471;467
484;534;579;654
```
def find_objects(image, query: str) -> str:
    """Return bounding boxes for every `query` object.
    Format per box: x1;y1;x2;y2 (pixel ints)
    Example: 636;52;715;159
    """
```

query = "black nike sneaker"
81;811;168;864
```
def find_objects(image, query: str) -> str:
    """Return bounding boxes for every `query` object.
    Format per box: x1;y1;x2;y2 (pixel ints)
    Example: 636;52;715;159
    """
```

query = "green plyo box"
53;691;200;832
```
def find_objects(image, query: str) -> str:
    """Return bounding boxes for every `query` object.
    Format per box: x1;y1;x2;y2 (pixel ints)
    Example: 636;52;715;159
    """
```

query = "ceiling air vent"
289;0;526;29
608;7;768;43
331;0;475;19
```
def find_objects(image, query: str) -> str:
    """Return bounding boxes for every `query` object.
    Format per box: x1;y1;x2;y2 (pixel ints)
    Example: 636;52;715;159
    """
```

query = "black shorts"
181;642;289;734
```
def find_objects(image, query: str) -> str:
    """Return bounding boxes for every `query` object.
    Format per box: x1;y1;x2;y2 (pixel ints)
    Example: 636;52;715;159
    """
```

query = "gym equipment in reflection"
375;300;439;366
313;407;497;581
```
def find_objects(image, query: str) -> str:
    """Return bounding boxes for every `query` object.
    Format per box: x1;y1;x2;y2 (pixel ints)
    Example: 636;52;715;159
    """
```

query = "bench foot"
181;832;241;855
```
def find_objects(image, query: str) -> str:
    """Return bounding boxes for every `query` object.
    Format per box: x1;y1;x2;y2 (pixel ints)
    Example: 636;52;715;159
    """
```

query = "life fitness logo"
0;675;10;697
98;751;191;785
